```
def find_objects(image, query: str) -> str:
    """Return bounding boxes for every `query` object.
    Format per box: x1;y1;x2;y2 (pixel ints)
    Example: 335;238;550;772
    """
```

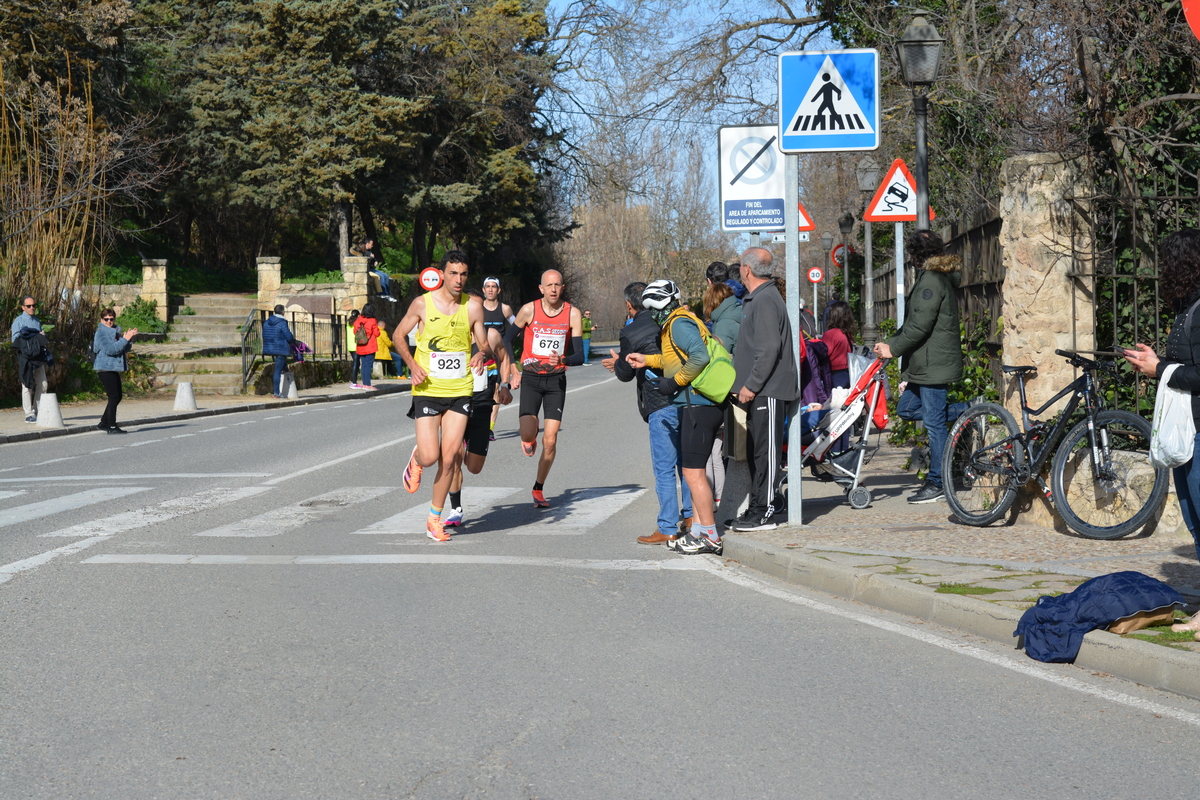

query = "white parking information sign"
718;125;786;232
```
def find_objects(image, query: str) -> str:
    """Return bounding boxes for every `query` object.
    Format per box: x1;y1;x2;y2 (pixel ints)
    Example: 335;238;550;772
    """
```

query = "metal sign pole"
894;221;906;327
784;154;803;527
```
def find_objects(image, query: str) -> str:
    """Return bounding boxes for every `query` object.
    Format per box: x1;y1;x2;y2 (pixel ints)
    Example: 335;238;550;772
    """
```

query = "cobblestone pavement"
734;441;1200;653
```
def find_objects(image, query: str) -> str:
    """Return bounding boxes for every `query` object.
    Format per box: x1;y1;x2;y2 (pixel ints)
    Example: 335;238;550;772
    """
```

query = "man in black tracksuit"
730;248;800;531
606;282;692;544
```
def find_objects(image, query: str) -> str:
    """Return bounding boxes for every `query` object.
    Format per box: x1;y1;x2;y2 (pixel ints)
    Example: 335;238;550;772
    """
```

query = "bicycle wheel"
942;402;1025;526
1050;410;1169;539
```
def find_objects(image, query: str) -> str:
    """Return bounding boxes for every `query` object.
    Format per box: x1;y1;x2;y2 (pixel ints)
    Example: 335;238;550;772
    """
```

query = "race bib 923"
429;350;468;379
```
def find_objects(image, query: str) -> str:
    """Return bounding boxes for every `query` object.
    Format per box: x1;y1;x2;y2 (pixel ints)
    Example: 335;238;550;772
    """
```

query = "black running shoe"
908;482;945;504
729;511;777;532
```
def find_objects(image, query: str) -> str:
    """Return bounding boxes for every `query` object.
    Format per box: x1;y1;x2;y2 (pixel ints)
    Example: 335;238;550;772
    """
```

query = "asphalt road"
3;368;1200;799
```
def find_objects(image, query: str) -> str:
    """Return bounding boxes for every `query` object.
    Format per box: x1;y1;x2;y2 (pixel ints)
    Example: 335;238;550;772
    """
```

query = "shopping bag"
1150;363;1195;469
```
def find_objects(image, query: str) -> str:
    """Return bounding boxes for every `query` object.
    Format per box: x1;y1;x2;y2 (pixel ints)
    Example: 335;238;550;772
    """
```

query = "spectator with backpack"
262;304;296;398
626;279;735;555
352;304;381;390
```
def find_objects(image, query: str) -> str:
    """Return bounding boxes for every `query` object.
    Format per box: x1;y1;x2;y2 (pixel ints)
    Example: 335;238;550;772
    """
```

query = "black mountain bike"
942;349;1168;539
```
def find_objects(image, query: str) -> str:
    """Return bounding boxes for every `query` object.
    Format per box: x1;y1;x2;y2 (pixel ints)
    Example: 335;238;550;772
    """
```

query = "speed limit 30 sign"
807;266;824;284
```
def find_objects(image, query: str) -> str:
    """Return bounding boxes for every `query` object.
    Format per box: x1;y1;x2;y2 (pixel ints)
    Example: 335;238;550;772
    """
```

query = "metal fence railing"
241;310;347;392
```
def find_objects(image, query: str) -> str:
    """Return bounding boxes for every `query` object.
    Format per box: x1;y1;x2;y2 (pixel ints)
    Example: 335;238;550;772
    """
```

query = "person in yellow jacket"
373;326;402;378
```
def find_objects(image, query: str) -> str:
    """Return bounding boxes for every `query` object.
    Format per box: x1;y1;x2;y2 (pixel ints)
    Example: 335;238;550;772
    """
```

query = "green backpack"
665;309;736;404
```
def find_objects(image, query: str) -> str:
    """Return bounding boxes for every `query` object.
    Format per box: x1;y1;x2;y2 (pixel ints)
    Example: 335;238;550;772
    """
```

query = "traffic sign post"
778;49;880;153
782;153;803;528
719;125;786;232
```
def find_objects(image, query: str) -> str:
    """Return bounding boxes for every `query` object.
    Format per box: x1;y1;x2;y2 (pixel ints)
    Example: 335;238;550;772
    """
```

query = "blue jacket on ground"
262;314;296;357
93;324;131;372
1015;571;1184;663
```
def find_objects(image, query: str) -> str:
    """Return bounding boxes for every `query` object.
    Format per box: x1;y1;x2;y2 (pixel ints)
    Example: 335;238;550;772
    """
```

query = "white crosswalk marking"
508;487;646;535
39;486;274;537
83;554;703;570
352;487;522;534
0;487;151;527
3;487;276;583
0;490;26;502
194;487;394;537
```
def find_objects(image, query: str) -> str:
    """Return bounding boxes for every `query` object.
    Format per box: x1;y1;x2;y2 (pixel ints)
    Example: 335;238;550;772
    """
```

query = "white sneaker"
443;506;464;527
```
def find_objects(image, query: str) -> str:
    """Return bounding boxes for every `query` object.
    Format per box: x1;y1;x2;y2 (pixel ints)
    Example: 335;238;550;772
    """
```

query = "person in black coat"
603;281;692;545
1126;229;1200;576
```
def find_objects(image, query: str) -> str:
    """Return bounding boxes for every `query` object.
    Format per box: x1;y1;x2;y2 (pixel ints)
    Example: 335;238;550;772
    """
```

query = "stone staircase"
147;294;259;396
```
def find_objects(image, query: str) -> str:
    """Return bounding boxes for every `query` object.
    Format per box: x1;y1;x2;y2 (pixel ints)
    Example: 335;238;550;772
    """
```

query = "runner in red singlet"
506;269;584;508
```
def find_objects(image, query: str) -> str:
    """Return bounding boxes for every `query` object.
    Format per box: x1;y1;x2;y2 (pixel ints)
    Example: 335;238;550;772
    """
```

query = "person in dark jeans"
605;281;693;545
93;308;138;434
262;304;296;398
873;231;967;503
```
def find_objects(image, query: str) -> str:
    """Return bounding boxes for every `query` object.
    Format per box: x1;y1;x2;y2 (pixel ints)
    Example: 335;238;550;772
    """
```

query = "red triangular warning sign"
798;201;816;232
863;159;936;223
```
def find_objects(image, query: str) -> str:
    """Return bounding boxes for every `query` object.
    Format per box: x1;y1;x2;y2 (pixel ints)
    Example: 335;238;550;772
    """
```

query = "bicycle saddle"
1001;364;1037;375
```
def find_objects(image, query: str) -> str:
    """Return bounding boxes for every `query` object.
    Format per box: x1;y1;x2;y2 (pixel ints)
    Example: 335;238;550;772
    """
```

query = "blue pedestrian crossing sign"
778;49;880;153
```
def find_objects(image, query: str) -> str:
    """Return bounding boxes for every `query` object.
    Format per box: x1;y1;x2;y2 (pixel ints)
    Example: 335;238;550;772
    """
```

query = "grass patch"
1123;627;1197;650
935;583;1006;595
116;297;168;335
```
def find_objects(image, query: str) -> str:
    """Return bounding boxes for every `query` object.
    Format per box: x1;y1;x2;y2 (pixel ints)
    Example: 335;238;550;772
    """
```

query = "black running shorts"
518;371;567;422
407;395;471;419
680;404;725;470
465;381;497;457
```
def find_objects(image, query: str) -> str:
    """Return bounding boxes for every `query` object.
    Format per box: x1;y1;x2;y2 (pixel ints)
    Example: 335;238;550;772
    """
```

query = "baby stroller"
800;356;889;509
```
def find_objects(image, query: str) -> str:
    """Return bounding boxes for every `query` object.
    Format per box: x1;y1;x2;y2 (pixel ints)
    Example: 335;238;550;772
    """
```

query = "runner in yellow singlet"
393;251;492;541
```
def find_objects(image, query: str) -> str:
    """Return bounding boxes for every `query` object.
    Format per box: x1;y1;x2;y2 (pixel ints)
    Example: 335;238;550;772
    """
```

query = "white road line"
127;439;163;447
507;487;646;535
194;487;394;537
171;434;196;439
0;487;151;527
0;473;270;483
287;412;305;416
91;448;122;453
233;421;256;426
200;427;228;433
262;374;616;488
83;554;703;569
262;435;415;486
31;457;79;466
692;558;1200;729
38;486;274;538
1;487;274;583
264;416;283;420
565;375;617;393
352;487;522;534
0;490;26;501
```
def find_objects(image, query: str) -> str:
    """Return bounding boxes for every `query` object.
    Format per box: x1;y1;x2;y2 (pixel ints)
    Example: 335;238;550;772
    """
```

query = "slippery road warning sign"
718;125;786;232
779;49;880;153
863;159;937;223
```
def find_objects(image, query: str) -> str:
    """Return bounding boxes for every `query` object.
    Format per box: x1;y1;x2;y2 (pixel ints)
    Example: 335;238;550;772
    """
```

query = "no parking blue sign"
778;49;880;153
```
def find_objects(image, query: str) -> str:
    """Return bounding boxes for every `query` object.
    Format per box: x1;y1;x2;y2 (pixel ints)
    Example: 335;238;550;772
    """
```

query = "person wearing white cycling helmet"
625;280;728;555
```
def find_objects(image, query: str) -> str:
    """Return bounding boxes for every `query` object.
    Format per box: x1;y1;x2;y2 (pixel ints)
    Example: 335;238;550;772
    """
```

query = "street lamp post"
856;156;881;345
896;13;944;232
838;212;854;309
820;231;834;331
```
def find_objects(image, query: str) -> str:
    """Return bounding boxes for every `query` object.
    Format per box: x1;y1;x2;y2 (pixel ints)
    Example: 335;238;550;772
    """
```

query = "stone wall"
256;254;401;330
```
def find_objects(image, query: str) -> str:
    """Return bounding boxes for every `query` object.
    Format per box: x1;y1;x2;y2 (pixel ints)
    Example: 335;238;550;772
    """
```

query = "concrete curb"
0;383;411;445
724;536;1200;702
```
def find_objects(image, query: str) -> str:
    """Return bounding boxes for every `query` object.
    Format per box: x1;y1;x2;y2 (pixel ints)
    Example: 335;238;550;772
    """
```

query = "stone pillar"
998;154;1094;417
140;259;169;321
342;255;369;312
998;154;1097;529
257;257;282;311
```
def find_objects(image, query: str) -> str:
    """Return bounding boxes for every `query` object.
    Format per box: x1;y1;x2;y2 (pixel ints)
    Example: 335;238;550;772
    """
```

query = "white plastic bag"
1150;364;1196;469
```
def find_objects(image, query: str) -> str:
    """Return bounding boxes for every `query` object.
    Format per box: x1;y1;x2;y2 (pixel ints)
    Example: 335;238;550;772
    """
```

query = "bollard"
285;372;299;399
174;381;198;411
35;393;66;429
